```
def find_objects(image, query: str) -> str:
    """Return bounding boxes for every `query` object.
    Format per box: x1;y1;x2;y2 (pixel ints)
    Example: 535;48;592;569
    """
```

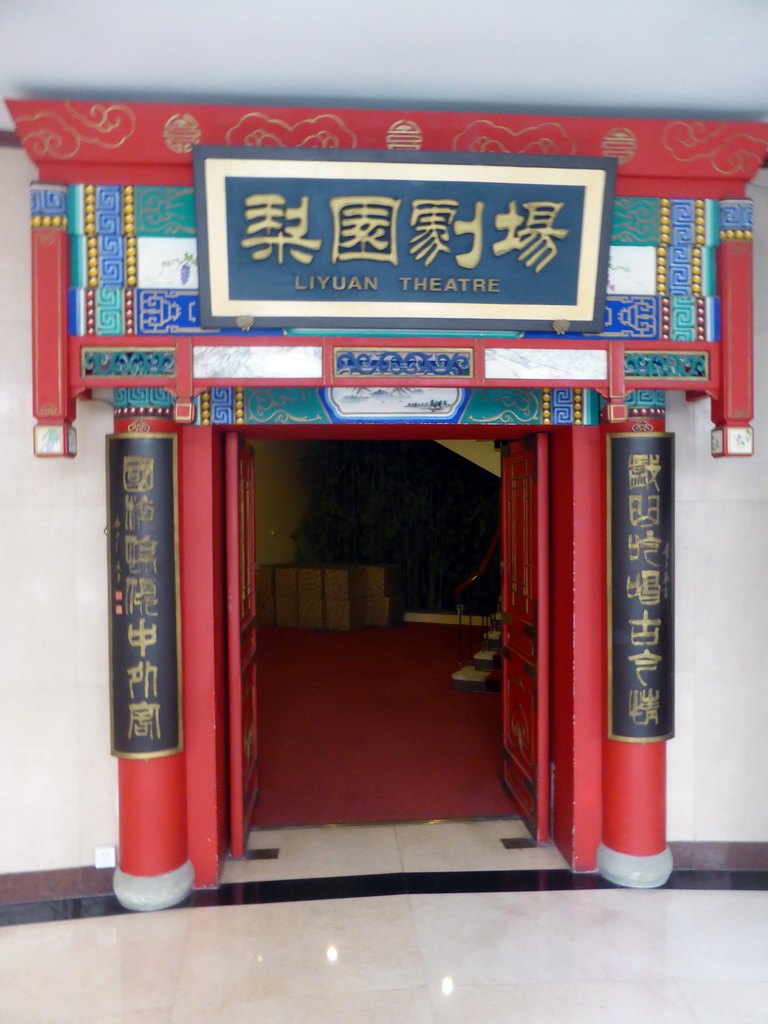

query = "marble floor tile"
395;818;567;872
221;824;404;882
2;850;767;1024
0;910;189;1024
674;979;768;1023
174;896;425;1008
170;988;436;1024
221;818;566;883
429;980;700;1023
68;1012;175;1024
410;889;768;988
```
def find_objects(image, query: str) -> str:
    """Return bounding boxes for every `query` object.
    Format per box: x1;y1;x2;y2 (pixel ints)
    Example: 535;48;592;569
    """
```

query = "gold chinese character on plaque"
628;610;662;646
124;535;158;574
493;200;568;272
126;617;158;658
628;453;661;492
122;456;154;494
627;647;663;687
127;701;162;740
626;570;662;606
627;529;663;567
330;196;401;264
241;194;321;265
628;494;660;528
125;576;159;616
127;659;158;700
409;199;459;267
124;493;155;532
628;688;660;726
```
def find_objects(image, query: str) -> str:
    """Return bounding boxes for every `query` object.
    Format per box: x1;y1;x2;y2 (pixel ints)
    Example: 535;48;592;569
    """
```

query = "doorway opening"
226;433;549;837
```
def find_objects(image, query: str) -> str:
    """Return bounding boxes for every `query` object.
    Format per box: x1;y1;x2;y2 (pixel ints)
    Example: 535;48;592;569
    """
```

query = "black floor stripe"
2;868;768;927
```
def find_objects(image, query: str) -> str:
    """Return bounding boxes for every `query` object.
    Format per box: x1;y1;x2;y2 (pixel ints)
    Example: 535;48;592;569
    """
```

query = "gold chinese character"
124;535;157;574
628;688;660;726
628;453;661;492
127;617;157;658
124;494;155;532
330;196;400;264
453;201;484;269
125;576;159;616
628;647;662;686
628;610;662;646
409;199;460;266
628;494;660;528
123;456;154;494
626;570;661;606
127;659;158;699
628;529;663;567
492;200;568;272
127;701;161;740
241;194;321;265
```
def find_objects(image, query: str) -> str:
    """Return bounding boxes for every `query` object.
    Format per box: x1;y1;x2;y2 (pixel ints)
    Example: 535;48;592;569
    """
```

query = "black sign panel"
608;433;674;742
107;434;182;758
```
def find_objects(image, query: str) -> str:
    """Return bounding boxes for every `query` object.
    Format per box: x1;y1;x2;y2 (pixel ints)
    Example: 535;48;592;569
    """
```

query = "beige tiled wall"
0;145;766;875
0;148;117;873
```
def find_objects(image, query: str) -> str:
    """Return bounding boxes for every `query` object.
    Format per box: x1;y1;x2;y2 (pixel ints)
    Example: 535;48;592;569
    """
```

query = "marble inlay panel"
607;245;657;295
193;346;323;379
485;348;607;380
137;237;199;289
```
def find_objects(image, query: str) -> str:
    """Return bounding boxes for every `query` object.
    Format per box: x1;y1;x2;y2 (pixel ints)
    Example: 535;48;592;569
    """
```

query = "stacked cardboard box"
363;564;403;627
324;565;367;631
259;563;402;631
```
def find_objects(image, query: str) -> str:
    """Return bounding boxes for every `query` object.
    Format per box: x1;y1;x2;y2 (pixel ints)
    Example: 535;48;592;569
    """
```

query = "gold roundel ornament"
164;113;202;154
386;120;423;151
601;127;638;165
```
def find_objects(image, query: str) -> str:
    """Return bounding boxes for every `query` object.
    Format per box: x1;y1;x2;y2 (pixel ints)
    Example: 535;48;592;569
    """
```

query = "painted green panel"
611;198;660;246
245;388;331;424
134;187;196;237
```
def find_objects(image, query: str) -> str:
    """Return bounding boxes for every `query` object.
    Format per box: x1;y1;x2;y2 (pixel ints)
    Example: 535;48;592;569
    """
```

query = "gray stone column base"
597;842;673;888
113;859;194;911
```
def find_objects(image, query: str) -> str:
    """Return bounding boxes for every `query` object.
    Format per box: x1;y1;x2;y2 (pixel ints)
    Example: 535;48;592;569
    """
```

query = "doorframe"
181;420;605;885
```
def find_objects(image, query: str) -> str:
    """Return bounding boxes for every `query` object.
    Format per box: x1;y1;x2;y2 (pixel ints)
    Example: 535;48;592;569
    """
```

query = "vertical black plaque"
107;434;182;757
607;433;674;742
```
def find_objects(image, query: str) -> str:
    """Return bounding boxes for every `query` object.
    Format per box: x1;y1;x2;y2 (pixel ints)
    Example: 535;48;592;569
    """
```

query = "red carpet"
252;622;515;826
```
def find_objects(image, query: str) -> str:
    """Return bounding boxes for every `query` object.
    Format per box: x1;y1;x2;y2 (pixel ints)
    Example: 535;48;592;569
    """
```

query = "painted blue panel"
209;386;235;424
550;387;573;424
706;296;720;342
68;287;85;335
522;295;659;340
98;234;125;287
30;184;67;218
321;387;471;423
719;199;753;234
670;199;695;245
334;350;472;377
95;185;123;235
136;289;284;336
667;246;693;296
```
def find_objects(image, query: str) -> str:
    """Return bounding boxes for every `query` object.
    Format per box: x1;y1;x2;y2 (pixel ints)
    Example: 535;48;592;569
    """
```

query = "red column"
598;415;673;887
111;412;192;910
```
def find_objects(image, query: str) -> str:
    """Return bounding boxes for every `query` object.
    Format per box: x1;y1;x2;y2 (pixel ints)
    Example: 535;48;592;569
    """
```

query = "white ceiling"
1;0;768;135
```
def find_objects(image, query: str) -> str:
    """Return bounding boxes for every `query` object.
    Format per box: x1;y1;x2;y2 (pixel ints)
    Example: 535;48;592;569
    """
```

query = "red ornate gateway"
10;98;765;908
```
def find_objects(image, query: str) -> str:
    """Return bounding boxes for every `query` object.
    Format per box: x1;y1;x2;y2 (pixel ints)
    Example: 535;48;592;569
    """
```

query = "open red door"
225;432;259;857
501;435;550;843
